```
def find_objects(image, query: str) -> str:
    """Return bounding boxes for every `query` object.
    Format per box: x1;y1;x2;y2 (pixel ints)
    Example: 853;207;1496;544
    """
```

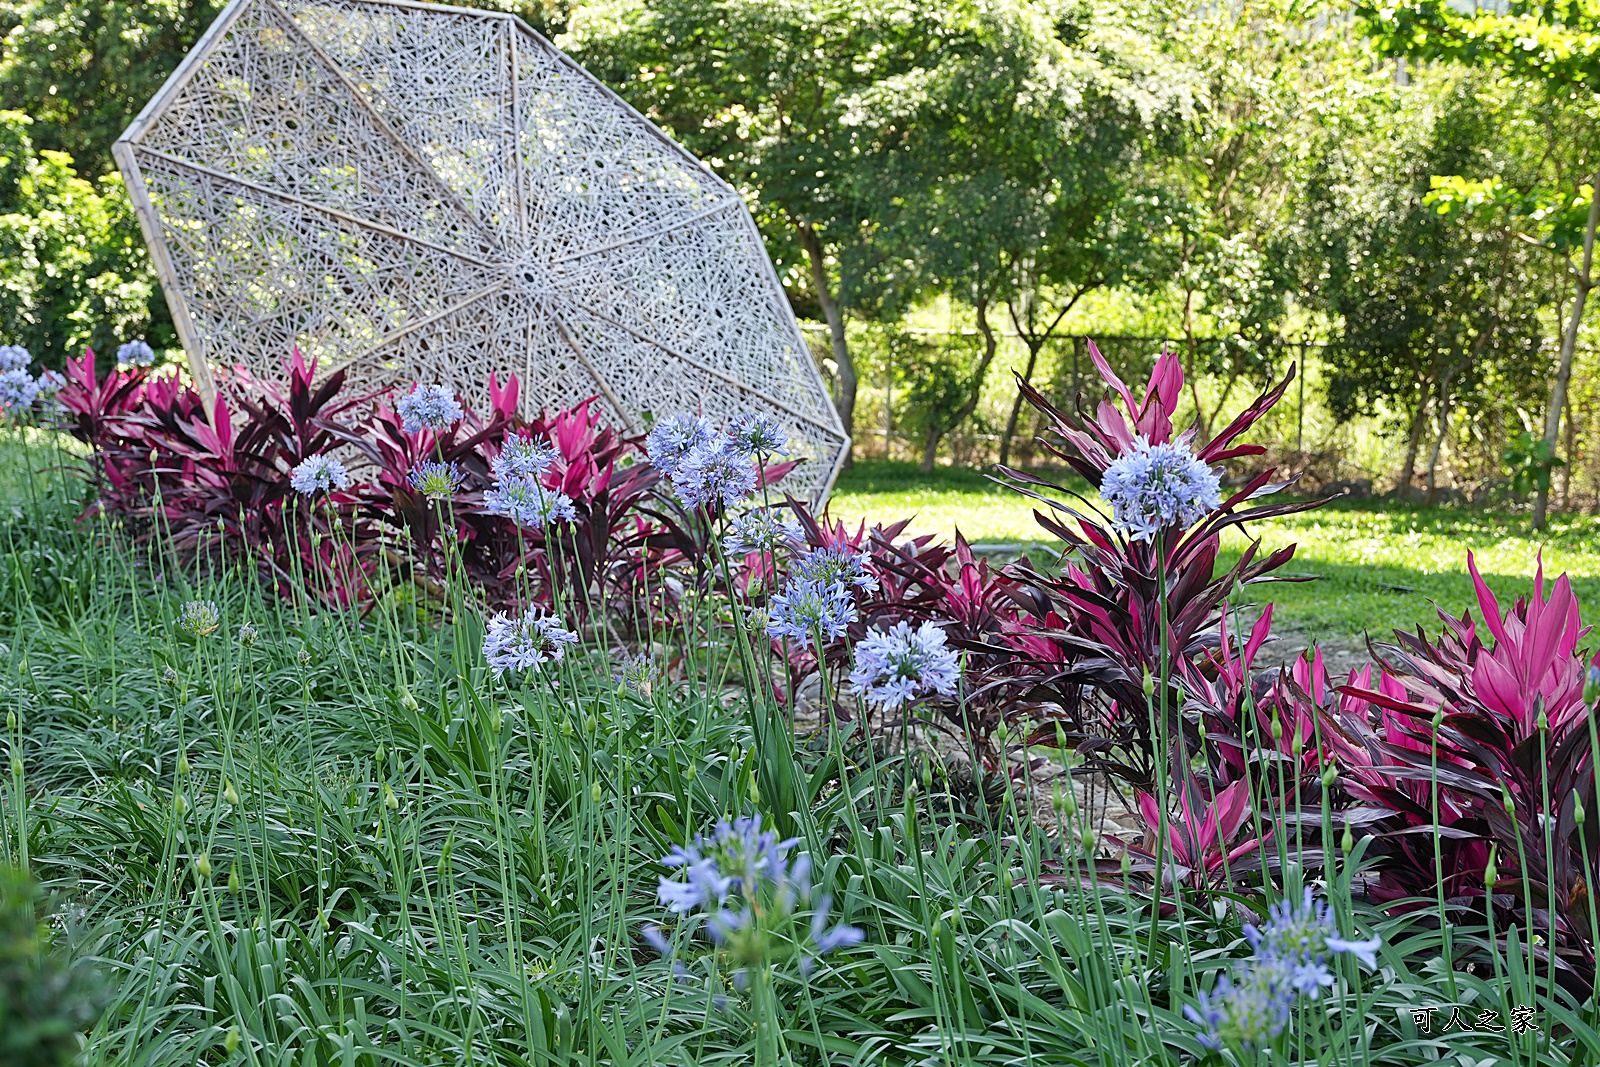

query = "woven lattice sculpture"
114;0;849;504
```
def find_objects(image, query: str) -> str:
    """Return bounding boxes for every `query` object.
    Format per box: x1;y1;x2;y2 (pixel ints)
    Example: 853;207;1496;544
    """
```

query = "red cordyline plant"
56;349;381;605
1325;554;1600;989
997;343;1322;792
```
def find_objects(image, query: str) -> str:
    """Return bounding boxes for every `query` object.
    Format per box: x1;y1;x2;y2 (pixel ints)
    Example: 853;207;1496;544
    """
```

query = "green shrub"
0;868;102;1067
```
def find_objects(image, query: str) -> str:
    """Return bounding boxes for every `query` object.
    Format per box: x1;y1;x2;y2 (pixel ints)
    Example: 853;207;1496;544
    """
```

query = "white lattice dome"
114;0;850;504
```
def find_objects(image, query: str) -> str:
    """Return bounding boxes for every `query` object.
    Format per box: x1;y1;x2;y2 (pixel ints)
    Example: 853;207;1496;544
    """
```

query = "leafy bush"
0;867;102;1067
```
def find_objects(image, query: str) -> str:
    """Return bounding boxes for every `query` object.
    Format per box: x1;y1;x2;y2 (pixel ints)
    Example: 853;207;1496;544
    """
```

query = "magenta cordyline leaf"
1466;551;1588;735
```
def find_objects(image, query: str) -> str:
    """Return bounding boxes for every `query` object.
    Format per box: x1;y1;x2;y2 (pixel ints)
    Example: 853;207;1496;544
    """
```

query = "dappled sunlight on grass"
833;460;1600;643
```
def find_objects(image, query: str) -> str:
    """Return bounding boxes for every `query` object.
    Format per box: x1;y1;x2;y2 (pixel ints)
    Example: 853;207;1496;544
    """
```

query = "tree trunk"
1425;361;1460;506
1534;168;1600;530
1398;382;1431;503
796;220;857;469
919;423;941;474
921;296;1000;473
999;340;1042;468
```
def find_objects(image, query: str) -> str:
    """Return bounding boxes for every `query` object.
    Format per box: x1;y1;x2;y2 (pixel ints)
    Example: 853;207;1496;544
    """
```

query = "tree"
0;111;161;367
1293;74;1548;500
569;0;950;464
844;0;1185;470
1157;0;1353;443
0;1;223;174
1363;0;1600;525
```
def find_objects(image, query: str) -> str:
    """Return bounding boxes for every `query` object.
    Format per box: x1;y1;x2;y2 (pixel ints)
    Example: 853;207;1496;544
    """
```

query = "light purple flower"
484;478;575;528
492;434;557;481
482;608;578;675
646;414;716;479
656;815;860;975
849;620;960;710
1099;435;1221;542
0;369;39;414
0;345;29;373
290;454;351;496
396;383;463;433
408;460;463;501
117;340;155;366
766;578;857;646
723;507;803;557
728;413;789;459
35;368;64;399
673;435;757;509
1185;964;1294;1050
792;544;878;593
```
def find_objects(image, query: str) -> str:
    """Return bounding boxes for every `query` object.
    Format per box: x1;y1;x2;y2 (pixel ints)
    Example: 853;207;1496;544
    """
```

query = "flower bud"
1197;721;1208;743
5;711;14;731
1485;846;1498;889
1142;670;1155;698
1577;797;1587;826
225;1026;240;1054
590;780;603;803
228;866;241;894
1270;714;1284;743
1503;787;1516;816
8;755;19;777
224;779;240;806
1291;729;1303;756
1120;850;1132;877
384;784;399;810
1341;823;1355;854
177;752;190;777
561;718;573;737
748;775;760;804
1081;827;1095;852
1431;708;1444;730
400;689;419;712
174;790;188;818
196;853;212;879
1537;708;1549;733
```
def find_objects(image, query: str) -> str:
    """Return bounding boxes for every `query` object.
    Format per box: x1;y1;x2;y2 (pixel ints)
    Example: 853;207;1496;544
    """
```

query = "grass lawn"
832;459;1600;647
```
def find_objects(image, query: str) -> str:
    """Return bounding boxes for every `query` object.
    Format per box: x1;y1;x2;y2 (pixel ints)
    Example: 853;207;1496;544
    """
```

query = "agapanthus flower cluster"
34;368;64;401
117;340;156;366
177;600;221;638
848;620;961;710
647;413;788;510
673;435;757;509
645;414;716;479
1185;888;1381;1050
792;544;879;593
408;460;463;501
395;383;464;433
1100;436;1222;542
0;346;29;373
482;607;578;676
654;815;861;978
0;370;39;415
766;578;857;647
491;434;557;482
614;652;660;698
483;433;573;528
723;507;803;557
485;476;576;528
290;454;351;496
727;413;789;459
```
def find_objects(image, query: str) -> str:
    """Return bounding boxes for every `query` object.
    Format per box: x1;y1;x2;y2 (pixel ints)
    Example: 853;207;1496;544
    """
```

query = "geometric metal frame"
114;0;849;505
